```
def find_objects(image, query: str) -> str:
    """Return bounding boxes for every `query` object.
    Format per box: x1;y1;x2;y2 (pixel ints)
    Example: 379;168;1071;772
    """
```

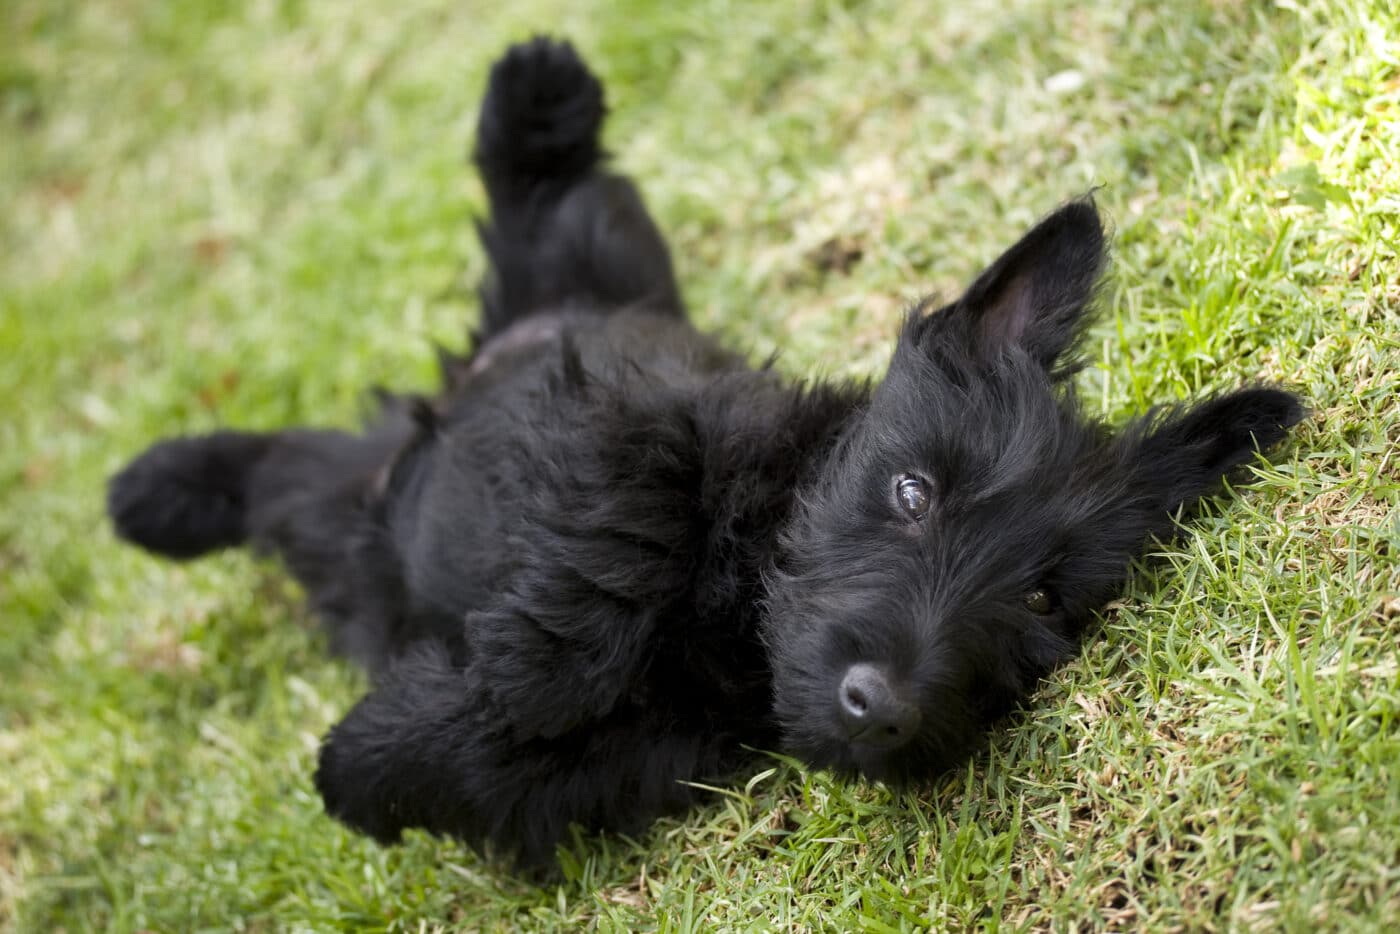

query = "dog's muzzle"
836;663;921;750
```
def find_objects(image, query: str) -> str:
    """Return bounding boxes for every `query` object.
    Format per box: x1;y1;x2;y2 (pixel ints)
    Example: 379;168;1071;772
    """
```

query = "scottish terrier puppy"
108;37;1302;868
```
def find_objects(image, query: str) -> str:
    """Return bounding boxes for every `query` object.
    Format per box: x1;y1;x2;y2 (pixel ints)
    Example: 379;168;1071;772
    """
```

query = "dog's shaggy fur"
108;38;1303;869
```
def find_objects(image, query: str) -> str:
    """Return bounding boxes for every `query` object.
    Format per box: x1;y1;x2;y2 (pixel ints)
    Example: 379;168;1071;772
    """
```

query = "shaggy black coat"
107;37;1304;869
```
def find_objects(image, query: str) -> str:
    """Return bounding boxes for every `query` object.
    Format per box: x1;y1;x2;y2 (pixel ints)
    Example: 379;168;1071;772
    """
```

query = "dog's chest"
390;314;751;635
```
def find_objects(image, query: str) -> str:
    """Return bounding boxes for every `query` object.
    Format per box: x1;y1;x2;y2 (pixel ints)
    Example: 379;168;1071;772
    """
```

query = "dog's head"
763;200;1302;782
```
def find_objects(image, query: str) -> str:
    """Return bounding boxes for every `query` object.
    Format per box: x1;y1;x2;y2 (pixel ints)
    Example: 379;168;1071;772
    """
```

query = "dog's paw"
107;432;269;559
314;726;407;845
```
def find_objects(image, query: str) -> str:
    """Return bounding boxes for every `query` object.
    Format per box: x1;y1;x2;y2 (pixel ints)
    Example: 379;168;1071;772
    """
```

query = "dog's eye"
895;474;931;521
1024;589;1054;614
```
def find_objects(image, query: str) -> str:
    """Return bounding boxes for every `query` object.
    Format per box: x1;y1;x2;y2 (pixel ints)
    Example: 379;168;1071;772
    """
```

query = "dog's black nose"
837;664;921;749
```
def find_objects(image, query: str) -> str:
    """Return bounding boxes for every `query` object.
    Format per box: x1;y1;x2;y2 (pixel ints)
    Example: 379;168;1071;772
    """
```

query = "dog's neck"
631;370;868;721
689;372;870;615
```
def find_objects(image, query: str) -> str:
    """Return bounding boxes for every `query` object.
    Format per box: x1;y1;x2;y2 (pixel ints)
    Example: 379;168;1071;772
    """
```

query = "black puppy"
108;37;1303;868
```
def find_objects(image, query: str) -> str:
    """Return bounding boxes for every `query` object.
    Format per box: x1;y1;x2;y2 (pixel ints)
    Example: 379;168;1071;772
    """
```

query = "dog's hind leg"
109;430;279;560
472;37;684;337
110;427;394;559
109;421;416;666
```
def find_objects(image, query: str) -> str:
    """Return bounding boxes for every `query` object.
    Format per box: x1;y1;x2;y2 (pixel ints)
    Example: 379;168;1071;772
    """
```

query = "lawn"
2;0;1397;929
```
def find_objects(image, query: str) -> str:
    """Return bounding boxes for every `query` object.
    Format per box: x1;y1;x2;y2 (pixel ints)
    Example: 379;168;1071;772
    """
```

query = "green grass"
2;0;1397;929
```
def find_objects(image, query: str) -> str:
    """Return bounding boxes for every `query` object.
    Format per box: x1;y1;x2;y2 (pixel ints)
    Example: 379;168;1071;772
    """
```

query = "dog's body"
108;38;1302;868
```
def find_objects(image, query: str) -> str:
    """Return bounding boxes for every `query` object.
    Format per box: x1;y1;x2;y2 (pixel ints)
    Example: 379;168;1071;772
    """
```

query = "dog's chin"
842;744;905;783
784;730;921;785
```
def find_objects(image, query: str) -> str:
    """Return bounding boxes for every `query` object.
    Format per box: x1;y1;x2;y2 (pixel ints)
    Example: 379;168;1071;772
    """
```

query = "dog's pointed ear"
1128;387;1304;514
929;200;1106;374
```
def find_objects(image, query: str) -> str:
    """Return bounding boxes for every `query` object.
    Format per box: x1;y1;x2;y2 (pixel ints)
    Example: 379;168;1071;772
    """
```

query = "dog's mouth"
775;663;990;785
800;734;921;785
842;741;904;780
772;658;930;777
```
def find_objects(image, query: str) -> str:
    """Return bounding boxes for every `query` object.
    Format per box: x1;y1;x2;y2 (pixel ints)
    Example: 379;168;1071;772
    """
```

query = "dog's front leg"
463;598;669;741
314;638;729;869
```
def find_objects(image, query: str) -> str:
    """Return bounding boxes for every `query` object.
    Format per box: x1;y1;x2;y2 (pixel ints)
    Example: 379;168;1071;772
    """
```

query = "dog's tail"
471;36;683;338
474;36;606;205
107;431;273;559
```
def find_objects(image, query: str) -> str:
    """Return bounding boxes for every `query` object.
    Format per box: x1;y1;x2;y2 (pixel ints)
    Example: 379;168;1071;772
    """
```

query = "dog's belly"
467;313;573;378
462;307;743;393
390;307;745;635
